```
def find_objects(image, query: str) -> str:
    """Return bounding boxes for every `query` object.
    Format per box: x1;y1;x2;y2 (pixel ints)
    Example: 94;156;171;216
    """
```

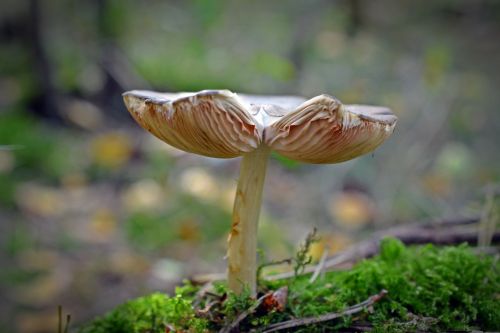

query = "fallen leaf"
328;191;376;230
179;167;219;202
177;218;201;242
261;286;288;312
122;179;166;212
16;310;59;333
308;233;352;262
90;208;117;241
64;99;104;130
15;183;64;218
90;131;132;169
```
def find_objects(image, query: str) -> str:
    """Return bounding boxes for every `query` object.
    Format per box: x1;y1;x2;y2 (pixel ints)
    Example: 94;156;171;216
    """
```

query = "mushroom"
123;89;397;296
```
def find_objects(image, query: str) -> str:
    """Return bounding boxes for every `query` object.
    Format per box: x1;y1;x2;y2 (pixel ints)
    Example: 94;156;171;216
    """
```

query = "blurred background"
1;0;500;332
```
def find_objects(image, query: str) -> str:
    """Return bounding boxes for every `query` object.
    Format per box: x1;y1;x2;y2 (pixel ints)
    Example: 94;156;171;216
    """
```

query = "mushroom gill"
123;90;261;158
265;95;397;164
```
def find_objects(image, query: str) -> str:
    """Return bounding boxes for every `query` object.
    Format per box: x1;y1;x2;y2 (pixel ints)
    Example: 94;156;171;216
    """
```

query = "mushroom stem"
228;145;271;296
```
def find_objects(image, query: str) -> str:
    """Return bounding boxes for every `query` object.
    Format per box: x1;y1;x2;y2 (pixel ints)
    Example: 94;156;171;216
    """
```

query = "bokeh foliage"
1;0;500;332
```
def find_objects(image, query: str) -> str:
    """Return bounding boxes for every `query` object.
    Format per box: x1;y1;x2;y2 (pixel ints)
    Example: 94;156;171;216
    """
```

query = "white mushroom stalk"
123;89;397;296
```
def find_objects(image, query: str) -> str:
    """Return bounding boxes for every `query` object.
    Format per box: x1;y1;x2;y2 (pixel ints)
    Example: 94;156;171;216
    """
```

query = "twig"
63;314;71;333
478;188;497;248
260;290;388;332
309;247;328;283
191;216;499;285
257;258;293;281
418;216;479;228
196;299;221;321
58;306;62;333
193;282;215;309
190;272;226;285
473;246;499;256
219;291;273;333
0;145;23;151
339;323;373;332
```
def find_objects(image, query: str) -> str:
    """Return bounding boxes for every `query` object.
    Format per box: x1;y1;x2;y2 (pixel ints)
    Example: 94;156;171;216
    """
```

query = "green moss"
81;239;500;332
80;292;208;333
274;239;500;332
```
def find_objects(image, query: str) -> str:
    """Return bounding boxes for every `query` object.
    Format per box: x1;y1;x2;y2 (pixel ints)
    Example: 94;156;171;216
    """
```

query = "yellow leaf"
90;208;117;241
328;191;376;229
90;132;132;169
308;233;352;262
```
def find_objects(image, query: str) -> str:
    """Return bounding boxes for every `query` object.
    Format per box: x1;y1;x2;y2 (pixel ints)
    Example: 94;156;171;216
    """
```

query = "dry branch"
219;291;272;333
191;216;499;284
259;290;388;332
309;247;328;283
265;216;499;281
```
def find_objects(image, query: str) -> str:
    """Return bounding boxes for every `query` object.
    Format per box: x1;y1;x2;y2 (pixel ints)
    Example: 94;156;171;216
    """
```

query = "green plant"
293;227;320;277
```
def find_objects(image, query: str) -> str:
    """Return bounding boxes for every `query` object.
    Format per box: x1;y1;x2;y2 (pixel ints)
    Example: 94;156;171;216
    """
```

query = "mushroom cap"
123;90;397;163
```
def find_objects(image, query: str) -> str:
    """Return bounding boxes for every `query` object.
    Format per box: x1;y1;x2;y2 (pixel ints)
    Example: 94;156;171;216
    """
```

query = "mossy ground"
81;239;499;332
